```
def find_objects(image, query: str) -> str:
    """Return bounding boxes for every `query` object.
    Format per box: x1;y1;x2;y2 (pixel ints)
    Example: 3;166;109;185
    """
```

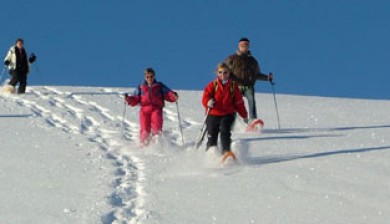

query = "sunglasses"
145;75;154;78
218;71;228;75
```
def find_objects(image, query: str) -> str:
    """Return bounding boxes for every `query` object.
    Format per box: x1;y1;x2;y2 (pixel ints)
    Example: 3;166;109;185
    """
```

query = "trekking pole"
175;101;184;145
193;107;211;150
0;66;6;84
121;94;128;139
269;74;281;130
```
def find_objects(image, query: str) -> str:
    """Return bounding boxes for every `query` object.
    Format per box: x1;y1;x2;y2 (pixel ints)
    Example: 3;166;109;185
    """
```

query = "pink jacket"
126;81;177;111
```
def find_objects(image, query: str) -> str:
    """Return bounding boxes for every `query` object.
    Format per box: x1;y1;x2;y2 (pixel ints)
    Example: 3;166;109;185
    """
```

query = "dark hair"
238;37;250;43
15;38;24;44
144;67;155;75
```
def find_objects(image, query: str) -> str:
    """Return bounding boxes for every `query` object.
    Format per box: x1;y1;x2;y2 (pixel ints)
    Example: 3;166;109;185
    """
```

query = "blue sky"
1;0;389;99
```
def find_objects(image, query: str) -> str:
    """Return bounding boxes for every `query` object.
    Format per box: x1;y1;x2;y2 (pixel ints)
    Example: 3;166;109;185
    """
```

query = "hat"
238;37;250;43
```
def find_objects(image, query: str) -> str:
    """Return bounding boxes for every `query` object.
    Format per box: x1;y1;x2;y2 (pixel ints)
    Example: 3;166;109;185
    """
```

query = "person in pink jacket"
125;68;178;146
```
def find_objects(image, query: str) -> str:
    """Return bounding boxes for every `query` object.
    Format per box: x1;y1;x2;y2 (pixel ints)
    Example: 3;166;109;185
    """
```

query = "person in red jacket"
125;68;178;146
202;62;248;161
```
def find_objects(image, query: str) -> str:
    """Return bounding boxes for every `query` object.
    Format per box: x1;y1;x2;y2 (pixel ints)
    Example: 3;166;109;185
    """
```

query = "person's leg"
8;70;19;87
219;114;235;154
17;72;27;94
243;85;257;120
206;115;220;150
139;110;152;144
151;108;163;136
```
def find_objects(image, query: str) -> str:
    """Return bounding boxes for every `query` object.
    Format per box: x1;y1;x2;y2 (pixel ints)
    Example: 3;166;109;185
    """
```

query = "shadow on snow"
0;114;34;118
240;123;390;166
246;145;390;166
242;133;342;142
263;124;390;134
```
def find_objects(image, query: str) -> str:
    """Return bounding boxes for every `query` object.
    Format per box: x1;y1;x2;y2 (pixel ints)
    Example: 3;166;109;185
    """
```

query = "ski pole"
121;94;128;139
193;107;211;150
0;66;6;84
175;101;184;145
269;74;281;130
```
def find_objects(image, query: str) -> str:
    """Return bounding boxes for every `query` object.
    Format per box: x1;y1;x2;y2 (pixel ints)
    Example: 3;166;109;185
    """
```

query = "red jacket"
126;81;177;112
202;79;248;118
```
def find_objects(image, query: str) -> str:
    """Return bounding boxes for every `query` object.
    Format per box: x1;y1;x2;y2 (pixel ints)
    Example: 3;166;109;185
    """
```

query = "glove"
207;99;214;108
4;60;10;66
268;72;273;83
243;118;249;124
29;53;37;63
124;94;130;103
173;91;179;100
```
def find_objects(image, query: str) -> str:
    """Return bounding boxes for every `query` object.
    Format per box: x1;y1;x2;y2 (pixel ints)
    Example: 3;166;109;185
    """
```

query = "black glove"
268;72;273;83
173;91;178;100
29;53;37;63
4;60;10;66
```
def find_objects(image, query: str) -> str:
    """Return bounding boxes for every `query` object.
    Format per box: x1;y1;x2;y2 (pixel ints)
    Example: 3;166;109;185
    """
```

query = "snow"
0;86;389;224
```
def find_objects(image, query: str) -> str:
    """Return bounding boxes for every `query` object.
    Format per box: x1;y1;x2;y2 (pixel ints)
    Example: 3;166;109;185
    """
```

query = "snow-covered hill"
1;86;389;224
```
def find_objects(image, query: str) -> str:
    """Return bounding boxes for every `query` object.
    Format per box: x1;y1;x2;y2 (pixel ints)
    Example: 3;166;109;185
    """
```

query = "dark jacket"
225;51;268;86
15;47;29;74
4;46;30;74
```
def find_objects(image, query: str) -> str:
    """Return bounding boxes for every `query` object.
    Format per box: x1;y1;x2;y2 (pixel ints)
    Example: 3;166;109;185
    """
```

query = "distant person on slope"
225;37;272;122
202;62;248;162
3;38;37;94
124;68;178;147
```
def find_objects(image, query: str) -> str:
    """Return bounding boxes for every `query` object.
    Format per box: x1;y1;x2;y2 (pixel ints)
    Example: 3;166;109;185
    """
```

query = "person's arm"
256;72;273;82
125;86;141;106
256;72;269;81
233;84;248;119
201;82;214;109
254;58;273;82
161;83;178;102
225;55;240;82
4;48;13;65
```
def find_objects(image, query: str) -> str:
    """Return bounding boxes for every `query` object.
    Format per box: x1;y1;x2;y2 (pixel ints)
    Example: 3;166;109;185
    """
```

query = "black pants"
9;70;27;94
206;114;235;153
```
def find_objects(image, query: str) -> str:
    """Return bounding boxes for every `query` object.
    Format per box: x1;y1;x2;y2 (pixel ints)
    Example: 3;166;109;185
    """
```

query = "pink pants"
139;108;163;143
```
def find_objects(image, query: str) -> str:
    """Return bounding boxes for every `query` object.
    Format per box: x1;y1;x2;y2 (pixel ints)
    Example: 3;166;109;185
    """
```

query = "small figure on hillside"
225;37;272;122
124;68;178;146
3;38;37;94
202;62;248;162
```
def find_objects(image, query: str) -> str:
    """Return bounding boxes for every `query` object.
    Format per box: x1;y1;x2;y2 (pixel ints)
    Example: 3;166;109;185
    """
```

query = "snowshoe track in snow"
0;86;149;223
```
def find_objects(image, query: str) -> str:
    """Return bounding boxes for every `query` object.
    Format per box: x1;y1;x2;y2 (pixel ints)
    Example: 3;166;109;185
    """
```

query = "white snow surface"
0;86;389;224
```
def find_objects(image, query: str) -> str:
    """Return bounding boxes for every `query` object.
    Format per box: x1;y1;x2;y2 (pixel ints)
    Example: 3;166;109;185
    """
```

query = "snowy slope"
0;86;389;224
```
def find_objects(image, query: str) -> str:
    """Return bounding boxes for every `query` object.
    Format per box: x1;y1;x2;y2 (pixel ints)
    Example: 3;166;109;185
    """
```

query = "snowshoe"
221;151;237;164
2;85;16;94
246;118;264;133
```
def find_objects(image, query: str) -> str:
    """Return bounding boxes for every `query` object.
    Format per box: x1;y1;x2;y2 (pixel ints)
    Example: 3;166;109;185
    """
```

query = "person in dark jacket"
3;38;36;94
225;37;272;121
202;62;248;162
